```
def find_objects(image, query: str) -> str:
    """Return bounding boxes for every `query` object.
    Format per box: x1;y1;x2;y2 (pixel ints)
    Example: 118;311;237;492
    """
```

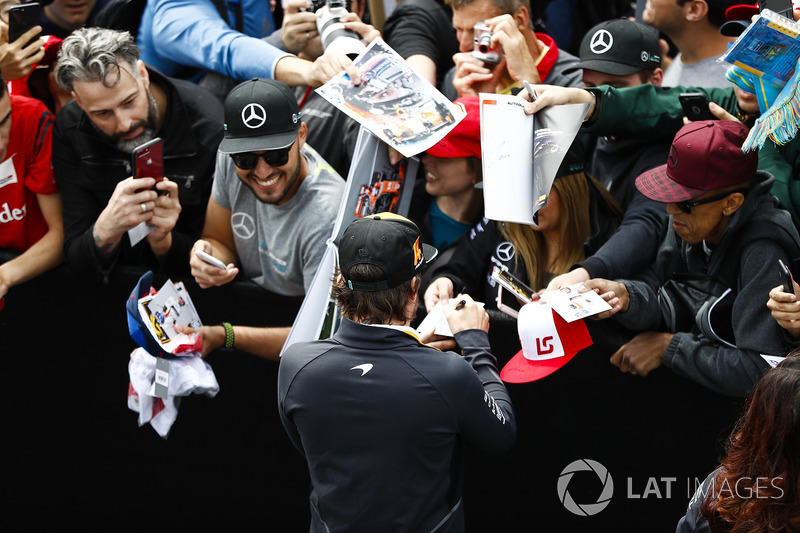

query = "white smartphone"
195;250;227;269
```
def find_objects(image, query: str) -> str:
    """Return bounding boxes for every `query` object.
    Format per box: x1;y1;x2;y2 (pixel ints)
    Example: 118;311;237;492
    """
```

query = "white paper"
540;282;612;323
416;299;486;338
760;354;786;368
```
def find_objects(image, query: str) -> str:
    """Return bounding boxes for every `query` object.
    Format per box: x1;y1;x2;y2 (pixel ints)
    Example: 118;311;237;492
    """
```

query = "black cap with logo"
339;214;438;292
219;78;302;154
563;19;662;77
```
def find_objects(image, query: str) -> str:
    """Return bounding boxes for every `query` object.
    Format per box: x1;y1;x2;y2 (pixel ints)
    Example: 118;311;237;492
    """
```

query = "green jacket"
581;84;800;226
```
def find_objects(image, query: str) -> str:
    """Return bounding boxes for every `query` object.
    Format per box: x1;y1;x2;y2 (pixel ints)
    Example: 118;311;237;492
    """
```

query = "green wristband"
221;322;235;349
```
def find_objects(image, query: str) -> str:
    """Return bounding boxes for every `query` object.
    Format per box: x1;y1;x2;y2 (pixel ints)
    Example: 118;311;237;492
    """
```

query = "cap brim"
635;164;707;203
720;19;750;37
218;130;298;154
725;4;759;22
563;60;644;77
500;349;579;383
426;139;471;158
422;243;438;265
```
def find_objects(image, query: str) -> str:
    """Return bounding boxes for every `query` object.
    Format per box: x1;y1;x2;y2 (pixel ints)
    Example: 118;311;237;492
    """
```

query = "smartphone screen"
7;2;41;45
132;137;164;184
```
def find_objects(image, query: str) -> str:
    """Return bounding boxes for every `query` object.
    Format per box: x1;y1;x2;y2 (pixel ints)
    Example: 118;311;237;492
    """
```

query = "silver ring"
306;31;310;40
140;202;147;213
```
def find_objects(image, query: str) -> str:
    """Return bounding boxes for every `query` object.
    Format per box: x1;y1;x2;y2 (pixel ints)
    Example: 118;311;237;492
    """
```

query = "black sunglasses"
675;188;749;214
230;143;294;169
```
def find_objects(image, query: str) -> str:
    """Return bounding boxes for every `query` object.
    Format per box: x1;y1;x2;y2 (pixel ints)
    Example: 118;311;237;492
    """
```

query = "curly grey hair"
54;27;141;92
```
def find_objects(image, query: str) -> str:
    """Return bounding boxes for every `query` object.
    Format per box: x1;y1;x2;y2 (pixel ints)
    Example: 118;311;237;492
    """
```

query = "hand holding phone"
679;93;717;121
196;250;228;270
132;137;164;181
778;259;794;293
7;2;42;47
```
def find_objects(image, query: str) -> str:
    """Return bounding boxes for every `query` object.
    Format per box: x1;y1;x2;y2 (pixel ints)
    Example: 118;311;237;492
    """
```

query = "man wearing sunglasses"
582;120;800;397
182;78;344;360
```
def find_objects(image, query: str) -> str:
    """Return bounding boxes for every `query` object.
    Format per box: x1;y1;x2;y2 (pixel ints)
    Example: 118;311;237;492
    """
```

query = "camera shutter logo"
557;459;614;516
242;103;267;129
589;30;613;54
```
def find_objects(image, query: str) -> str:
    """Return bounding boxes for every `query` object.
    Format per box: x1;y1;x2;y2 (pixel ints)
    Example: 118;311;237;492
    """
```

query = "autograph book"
479;93;589;225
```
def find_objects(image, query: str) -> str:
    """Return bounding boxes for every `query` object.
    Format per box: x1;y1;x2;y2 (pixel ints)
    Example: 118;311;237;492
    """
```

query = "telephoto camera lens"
315;0;366;58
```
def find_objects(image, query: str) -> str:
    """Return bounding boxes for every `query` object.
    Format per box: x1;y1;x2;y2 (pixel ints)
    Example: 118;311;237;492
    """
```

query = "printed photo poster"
316;39;466;158
280;127;419;356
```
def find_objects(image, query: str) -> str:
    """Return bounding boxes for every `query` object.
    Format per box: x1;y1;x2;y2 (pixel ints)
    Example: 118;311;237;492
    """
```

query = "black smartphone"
131;137;164;188
779;259;793;293
760;0;794;18
7;2;41;46
679;92;716;121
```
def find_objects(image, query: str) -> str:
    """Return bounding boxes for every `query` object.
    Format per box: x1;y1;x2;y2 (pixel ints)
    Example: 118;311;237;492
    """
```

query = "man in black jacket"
586;121;800;397
52;27;223;284
278;213;516;532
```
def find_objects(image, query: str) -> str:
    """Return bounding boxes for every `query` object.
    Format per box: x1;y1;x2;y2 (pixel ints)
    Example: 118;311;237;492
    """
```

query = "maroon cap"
426;96;481;159
635;121;758;203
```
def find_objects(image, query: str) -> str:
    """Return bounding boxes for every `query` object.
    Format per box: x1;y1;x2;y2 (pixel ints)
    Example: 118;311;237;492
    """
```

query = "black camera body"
473;22;501;64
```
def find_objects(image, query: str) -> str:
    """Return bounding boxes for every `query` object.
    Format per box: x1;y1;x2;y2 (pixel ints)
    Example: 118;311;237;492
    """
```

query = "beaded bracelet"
221;322;235;349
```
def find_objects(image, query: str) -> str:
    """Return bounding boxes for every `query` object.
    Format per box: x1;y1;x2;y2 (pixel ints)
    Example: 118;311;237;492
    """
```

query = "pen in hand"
455;299;467;311
523;79;537;102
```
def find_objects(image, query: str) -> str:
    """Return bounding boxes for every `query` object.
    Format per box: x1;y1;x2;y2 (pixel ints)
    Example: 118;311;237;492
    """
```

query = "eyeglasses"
230;143;294;169
675;188;749;214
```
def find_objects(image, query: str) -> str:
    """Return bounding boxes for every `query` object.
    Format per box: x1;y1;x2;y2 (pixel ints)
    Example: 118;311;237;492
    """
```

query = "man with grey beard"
52;27;223;284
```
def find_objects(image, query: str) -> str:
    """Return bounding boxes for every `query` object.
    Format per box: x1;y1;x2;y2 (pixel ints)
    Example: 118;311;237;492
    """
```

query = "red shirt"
0;94;56;251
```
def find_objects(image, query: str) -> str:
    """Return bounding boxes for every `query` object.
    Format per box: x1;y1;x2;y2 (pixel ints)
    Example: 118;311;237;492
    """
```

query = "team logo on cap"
590;30;613;54
242;103;267;129
413;237;423;268
667;145;678;169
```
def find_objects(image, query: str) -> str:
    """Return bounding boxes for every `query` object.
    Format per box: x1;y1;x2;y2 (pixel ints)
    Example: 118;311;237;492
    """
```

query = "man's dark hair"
333;265;421;325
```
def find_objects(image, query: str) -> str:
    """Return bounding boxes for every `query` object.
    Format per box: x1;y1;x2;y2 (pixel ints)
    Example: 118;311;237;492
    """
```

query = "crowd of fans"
2;0;800;531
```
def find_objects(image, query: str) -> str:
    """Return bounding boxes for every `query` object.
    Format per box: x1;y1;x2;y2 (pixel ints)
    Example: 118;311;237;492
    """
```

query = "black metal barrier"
1;252;743;531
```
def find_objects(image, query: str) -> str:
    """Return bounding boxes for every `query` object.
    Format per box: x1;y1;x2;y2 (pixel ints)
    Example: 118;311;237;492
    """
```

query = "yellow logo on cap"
413;237;423;267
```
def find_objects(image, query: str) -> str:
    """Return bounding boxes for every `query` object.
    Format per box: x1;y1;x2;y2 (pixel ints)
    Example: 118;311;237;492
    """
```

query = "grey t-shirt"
662;53;730;89
212;144;345;296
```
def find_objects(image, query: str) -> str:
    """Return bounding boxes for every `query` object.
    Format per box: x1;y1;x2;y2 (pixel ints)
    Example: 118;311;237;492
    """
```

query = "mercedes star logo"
667;145;678;169
590;29;613;54
495;241;516;262
231;212;256;240
242;103;267;129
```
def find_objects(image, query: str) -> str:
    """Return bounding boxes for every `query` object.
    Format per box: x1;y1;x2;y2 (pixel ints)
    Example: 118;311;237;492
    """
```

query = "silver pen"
522;79;537;102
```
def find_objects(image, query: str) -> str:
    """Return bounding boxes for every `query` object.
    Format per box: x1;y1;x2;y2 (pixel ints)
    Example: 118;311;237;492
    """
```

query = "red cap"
635;121;757;203
500;302;593;383
425;96;481;159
